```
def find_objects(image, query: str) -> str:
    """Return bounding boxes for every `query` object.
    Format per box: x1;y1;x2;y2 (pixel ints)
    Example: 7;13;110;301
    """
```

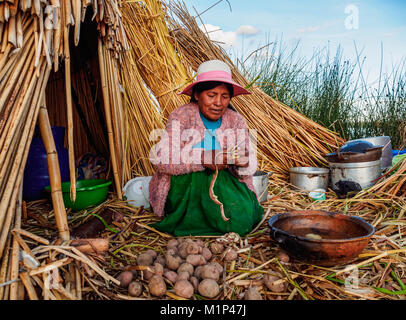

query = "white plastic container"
122;176;152;208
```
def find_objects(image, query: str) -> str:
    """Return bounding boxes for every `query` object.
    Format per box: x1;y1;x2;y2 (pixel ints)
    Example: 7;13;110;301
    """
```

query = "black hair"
190;81;237;112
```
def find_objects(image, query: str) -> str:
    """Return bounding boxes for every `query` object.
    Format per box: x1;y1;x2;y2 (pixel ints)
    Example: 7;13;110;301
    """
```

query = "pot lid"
338;140;376;153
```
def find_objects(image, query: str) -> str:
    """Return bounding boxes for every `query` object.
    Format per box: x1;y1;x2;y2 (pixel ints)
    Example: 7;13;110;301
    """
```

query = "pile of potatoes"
116;239;290;300
116;238;238;299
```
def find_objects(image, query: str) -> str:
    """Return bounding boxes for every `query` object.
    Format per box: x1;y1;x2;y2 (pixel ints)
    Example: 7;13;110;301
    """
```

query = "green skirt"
150;170;263;237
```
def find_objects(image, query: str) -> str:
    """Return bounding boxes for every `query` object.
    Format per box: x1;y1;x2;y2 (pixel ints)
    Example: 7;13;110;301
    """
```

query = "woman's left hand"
234;155;249;167
230;147;249;168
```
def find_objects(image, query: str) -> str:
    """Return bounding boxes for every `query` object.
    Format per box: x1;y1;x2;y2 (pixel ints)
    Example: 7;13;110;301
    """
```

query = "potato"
177;263;194;276
277;251;290;263
166;254;182;270
163;270;178;283
176;271;190;282
209;242;224;254
117;271;133;288
144;262;164;281
244;287;263;300
143;268;154;281
137;253;154;266
190;276;199;292
224;248;238;262
177;242;189;259
148;275;166;297
210;262;224;274
305;233;322;240
174;280;194;299
186;242;199;255
195;239;204;248
186;254;206;266
198;279;220;298
194;266;204;279
167;239;179;249
145;249;157;260
155;254;166;267
263;274;287;293
167;248;178;256
200;264;220;282
202;247;212;261
154;262;164;276
128;281;143;297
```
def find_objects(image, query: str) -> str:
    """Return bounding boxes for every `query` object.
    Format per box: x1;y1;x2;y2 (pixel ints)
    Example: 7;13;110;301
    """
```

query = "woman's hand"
230;147;249;168
234;155;249;168
201;150;228;171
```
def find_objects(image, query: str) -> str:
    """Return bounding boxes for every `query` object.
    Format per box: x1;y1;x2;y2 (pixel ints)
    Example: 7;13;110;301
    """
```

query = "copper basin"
268;210;374;266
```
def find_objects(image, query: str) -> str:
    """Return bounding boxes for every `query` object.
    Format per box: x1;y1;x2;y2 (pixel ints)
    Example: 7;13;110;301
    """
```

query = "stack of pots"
325;140;383;197
347;136;392;171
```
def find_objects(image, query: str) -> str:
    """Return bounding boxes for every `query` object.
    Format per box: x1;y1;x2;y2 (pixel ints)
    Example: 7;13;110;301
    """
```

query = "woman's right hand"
201;150;228;171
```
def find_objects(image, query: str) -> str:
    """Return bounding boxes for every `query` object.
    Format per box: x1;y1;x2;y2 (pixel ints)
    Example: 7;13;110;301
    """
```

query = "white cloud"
199;24;237;49
297;20;339;34
236;25;261;37
297;26;320;33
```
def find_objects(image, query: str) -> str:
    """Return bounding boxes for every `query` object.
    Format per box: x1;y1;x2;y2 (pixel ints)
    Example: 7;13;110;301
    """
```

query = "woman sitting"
149;60;263;236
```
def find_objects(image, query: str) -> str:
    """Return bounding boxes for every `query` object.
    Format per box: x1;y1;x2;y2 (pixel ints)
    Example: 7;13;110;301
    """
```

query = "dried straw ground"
10;171;405;301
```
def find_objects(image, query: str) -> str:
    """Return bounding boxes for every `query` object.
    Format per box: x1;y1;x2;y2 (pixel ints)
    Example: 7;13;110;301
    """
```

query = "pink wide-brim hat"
178;60;251;97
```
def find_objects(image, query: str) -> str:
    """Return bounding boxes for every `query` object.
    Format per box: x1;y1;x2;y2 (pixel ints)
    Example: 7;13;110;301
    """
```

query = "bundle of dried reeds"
0;0;128;299
118;0;194;178
165;2;344;180
98;38;124;198
120;55;164;179
121;0;190;120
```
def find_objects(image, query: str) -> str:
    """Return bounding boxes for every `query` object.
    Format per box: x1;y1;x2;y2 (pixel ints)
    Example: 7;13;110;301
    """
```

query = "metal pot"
289;167;329;191
253;171;272;203
325;147;382;163
329;159;382;191
348;136;392;171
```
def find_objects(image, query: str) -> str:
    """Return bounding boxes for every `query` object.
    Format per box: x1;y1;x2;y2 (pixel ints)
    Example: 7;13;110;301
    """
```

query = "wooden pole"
9;185;22;300
98;39;121;199
0;236;11;300
38;104;70;241
63;0;76;202
19;272;39;300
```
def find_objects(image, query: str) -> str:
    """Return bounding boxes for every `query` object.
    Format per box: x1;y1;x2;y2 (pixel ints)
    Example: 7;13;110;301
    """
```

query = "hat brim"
178;77;251;97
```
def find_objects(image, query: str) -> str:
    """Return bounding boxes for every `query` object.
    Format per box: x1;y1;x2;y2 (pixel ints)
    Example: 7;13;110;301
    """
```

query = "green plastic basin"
45;179;112;211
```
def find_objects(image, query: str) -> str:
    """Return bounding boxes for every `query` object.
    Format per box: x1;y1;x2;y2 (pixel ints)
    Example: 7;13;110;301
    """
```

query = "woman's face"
194;83;231;121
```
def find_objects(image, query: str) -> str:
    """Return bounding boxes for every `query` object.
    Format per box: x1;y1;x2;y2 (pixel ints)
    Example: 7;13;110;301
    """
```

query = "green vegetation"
245;38;406;148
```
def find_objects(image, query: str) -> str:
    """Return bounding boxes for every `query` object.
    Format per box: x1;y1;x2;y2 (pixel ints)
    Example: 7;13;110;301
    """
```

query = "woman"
149;60;263;236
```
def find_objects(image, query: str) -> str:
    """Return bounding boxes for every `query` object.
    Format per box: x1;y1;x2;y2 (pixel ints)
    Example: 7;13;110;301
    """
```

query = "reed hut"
0;0;130;298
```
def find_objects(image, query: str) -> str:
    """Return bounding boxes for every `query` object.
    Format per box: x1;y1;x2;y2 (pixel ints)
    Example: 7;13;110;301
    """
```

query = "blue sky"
184;0;406;87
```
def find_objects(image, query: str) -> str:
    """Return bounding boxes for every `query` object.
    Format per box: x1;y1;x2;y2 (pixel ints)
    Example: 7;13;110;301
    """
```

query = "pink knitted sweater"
148;103;258;217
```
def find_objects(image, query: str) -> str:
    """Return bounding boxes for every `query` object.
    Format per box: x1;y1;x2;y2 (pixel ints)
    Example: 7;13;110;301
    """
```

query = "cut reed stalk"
63;0;76;202
38;105;70;240
9;186;22;300
98;38;122;199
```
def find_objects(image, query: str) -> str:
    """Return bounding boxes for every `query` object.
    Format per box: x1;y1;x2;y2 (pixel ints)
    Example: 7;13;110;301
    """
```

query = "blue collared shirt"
192;111;221;150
